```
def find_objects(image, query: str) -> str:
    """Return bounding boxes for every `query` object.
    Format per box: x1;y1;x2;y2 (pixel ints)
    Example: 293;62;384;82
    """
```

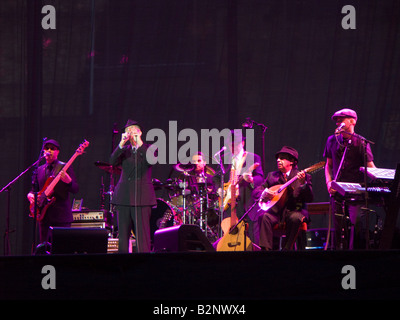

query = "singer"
323;108;375;250
27;139;79;244
110;119;157;253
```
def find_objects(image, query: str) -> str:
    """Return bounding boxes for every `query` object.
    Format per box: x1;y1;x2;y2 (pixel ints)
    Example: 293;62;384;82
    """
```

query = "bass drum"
150;198;178;242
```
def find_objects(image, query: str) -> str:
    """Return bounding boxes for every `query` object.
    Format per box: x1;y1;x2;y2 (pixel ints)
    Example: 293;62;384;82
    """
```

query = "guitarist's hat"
275;146;298;162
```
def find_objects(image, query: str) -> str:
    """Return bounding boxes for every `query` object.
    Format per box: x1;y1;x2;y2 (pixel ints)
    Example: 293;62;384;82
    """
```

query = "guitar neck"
44;152;79;196
278;175;298;193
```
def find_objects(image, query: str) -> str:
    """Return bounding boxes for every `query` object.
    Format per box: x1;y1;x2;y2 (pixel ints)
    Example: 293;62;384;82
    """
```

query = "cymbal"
94;161;121;175
174;163;195;172
205;166;215;176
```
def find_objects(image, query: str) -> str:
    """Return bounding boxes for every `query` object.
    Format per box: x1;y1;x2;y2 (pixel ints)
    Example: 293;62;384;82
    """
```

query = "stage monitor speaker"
154;224;215;253
50;227;109;254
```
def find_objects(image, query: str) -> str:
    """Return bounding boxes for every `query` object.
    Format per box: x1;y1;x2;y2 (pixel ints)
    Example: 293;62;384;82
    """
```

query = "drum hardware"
93;157;223;242
152;178;164;190
173;163;195;225
94;161;121;175
94;161;121;237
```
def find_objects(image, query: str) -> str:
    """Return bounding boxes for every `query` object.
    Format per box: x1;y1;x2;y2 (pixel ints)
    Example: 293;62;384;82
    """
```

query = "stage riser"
1;251;399;300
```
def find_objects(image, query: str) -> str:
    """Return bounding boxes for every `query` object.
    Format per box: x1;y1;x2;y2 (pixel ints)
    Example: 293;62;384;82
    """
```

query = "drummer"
190;151;216;195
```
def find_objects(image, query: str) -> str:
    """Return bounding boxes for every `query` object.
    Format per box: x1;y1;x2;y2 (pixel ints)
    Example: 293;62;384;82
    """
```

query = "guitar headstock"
76;140;89;155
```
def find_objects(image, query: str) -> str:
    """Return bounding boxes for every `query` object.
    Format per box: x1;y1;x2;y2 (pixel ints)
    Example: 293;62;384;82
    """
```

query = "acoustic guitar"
217;168;253;251
29;140;89;221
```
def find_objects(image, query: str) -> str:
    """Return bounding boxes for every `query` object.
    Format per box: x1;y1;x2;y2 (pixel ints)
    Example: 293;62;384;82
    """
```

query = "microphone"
44;151;51;157
242;118;253;128
113;123;119;134
335;122;345;134
213;146;227;158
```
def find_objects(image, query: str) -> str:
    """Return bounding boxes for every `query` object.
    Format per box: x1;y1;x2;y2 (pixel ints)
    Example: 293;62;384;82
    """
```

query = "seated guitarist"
27;139;79;244
253;146;313;250
215;130;264;243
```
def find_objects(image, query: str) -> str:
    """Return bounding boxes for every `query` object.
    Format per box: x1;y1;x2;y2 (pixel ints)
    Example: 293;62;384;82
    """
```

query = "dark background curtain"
1;0;399;255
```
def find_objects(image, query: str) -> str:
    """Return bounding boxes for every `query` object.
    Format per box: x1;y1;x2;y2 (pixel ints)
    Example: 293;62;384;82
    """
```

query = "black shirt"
323;134;374;183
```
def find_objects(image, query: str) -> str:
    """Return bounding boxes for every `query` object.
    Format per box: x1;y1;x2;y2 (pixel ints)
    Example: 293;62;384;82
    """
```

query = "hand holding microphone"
120;132;131;147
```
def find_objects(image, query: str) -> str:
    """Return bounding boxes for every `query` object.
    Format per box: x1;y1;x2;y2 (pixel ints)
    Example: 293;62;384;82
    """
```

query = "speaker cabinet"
154;225;215;252
50;227;109;254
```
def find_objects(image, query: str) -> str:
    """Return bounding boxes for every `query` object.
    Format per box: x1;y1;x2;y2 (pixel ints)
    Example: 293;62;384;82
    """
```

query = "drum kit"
94;161;221;243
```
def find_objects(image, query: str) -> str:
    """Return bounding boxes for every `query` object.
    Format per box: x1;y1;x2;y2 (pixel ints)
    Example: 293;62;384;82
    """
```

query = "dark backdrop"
1;0;399;255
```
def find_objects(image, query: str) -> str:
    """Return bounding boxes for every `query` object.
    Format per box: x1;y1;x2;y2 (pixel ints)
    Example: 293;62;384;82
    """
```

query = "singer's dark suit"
33;160;79;243
110;144;157;253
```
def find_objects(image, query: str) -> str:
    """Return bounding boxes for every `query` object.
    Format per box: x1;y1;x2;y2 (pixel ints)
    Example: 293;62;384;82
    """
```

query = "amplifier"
73;210;107;221
71;221;107;229
107;238;136;253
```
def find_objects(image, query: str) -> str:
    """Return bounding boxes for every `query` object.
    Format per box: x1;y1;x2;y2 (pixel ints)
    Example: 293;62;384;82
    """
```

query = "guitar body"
217;166;253;252
258;161;325;213
216;220;253;251
258;184;288;213
29;177;56;221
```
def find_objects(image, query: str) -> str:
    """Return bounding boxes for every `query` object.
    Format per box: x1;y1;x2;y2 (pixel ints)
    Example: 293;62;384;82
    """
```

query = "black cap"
43;139;60;149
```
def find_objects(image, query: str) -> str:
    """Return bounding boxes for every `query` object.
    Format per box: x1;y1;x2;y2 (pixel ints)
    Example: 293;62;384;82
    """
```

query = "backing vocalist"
323;108;375;250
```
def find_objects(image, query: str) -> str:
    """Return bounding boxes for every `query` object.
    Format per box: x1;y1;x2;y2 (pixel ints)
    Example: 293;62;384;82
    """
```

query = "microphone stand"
230;199;260;251
31;143;46;254
334;130;375;250
346;131;375;250
0;156;44;256
213;153;225;238
243;118;268;173
109;123;119;237
332;135;351;250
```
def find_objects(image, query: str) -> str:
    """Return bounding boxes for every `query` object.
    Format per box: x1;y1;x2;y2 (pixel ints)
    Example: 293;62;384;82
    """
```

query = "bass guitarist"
253;146;313;250
27;139;79;243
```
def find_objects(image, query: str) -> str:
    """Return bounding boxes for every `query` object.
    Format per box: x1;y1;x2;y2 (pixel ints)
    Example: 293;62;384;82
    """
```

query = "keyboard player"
323;108;376;250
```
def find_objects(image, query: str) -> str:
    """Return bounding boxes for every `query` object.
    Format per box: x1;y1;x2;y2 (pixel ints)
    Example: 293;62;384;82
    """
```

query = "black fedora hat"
275;146;298;162
122;119;141;131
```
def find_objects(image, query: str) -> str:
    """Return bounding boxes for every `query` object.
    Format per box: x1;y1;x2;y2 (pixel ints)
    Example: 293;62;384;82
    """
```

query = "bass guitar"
29;140;89;221
258;161;325;212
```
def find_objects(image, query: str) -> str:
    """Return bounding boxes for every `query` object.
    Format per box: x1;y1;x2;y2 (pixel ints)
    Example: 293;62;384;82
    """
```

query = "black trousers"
116;205;152;253
258;210;304;250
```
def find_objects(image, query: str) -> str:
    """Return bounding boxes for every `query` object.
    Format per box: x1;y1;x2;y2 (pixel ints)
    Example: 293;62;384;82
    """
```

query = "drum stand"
197;178;209;237
181;174;191;224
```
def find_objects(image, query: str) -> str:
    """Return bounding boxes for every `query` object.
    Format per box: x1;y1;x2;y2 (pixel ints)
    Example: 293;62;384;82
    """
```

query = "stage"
1;250;399;300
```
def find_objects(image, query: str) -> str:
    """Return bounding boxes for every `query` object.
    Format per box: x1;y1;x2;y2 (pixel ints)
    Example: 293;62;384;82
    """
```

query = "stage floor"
1;250;400;301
